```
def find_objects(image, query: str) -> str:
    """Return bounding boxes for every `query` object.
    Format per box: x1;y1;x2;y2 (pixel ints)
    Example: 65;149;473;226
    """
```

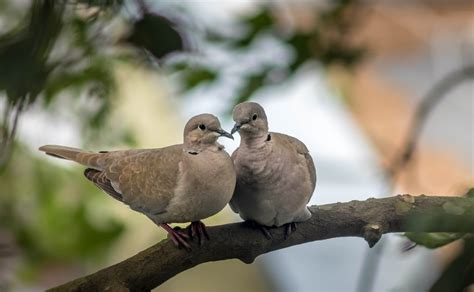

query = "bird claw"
173;226;190;239
260;225;272;240
160;224;191;250
245;221;272;240
284;222;297;239
189;221;210;245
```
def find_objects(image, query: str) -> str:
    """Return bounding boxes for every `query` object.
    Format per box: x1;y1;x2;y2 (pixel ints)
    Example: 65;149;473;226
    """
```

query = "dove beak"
216;128;234;140
231;123;241;135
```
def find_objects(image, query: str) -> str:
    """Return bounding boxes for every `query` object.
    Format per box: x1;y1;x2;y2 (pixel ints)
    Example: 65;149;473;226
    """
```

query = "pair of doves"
39;102;316;249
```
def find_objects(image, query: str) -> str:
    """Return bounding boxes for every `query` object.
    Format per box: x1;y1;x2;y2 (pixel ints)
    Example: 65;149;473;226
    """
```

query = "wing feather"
272;132;317;191
84;168;123;201
102;145;183;215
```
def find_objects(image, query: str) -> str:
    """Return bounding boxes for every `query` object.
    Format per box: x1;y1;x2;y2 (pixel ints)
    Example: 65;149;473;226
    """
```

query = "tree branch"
49;195;474;292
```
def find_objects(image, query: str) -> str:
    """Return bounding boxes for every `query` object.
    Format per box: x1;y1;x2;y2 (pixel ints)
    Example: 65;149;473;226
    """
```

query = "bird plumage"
230;102;316;228
39;114;236;248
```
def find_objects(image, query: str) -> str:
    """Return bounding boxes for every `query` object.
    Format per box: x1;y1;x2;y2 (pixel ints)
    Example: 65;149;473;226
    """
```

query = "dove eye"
198;124;206;130
252;114;258;120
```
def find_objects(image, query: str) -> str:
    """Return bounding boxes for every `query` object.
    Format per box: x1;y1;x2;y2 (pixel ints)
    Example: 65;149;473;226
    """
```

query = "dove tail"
38;145;103;169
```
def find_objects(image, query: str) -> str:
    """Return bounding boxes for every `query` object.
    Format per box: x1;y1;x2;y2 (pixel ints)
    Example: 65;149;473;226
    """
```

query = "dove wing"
95;145;184;215
84;168;123;201
229;148;242;214
272;132;317;192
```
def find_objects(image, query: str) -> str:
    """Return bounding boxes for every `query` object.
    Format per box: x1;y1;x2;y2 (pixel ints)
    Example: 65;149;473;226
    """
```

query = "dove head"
231;102;269;140
183;114;233;152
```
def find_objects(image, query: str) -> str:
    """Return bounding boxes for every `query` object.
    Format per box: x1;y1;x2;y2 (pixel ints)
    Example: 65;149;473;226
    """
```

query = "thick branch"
49;195;474;292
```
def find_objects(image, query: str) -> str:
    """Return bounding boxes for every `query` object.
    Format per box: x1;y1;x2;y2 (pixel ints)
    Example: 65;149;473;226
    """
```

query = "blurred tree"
174;0;365;111
0;144;124;281
0;0;364;165
0;0;63;166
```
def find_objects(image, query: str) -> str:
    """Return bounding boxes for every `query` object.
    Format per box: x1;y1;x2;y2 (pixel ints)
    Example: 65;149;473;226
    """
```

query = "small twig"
1;102;12;147
0;99;25;167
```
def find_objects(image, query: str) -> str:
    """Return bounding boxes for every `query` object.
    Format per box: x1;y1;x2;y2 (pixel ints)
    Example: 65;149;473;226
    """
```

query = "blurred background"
0;0;472;291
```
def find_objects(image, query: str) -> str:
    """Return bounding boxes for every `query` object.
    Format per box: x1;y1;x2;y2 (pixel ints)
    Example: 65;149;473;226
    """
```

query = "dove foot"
160;223;191;250
259;225;272;240
245;221;272;239
284;222;297;239
173;226;191;239
189;221;210;245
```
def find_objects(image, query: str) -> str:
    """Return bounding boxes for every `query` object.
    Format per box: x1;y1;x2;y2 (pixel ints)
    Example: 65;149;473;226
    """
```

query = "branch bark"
49;195;474;292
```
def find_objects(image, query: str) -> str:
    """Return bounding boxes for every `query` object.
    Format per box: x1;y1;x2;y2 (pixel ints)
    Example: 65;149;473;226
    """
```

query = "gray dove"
230;102;316;238
39;114;236;249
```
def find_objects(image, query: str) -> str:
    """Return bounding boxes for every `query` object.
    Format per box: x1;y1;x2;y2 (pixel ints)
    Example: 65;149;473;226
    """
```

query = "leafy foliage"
181;68;218;90
403;189;474;291
466;188;474;199
124;13;185;61
0;144;124;280
0;1;63;106
0;0;365;164
175;1;365;107
0;0;189;167
405;189;474;250
405;232;464;249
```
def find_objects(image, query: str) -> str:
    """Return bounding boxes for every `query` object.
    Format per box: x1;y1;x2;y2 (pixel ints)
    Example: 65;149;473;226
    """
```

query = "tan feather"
38;145;103;169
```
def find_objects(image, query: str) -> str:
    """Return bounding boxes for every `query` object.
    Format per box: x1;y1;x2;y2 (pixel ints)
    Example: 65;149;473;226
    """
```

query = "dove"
229;102;316;239
39;114;236;249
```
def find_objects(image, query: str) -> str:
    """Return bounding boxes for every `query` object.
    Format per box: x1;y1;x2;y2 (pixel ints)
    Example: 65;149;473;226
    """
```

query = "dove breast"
231;132;316;227
163;148;236;223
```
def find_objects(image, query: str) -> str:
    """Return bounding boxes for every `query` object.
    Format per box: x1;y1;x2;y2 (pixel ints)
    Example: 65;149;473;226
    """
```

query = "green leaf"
288;32;314;71
405;232;464;249
465;188;474;198
234;73;267;105
234;9;274;47
125;13;185;60
0;144;125;279
182;68;218;90
44;62;114;103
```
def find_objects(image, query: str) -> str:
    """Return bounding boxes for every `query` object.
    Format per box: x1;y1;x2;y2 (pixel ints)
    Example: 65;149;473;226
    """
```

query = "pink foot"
245;221;272;239
160;223;191;250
